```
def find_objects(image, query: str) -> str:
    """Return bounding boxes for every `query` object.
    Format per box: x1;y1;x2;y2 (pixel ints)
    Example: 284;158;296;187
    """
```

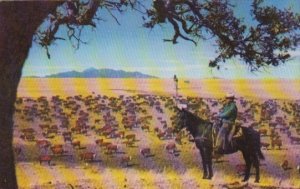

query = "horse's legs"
207;149;213;179
199;146;208;179
252;155;260;183
242;151;252;182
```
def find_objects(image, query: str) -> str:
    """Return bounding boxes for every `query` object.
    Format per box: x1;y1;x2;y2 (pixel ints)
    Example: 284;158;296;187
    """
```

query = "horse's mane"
182;109;211;125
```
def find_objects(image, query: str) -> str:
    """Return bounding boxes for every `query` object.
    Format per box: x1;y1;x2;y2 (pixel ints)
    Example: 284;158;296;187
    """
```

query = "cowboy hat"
225;92;235;99
177;103;188;110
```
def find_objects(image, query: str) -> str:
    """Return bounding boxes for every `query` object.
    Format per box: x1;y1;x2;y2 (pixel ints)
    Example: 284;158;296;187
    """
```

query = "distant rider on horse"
215;93;238;154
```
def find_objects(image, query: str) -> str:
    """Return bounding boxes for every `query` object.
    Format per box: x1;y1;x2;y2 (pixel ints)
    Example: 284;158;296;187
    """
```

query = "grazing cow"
106;144;118;154
80;152;96;162
20;133;35;141
120;155;131;167
71;141;81;149
281;160;289;170
51;145;64;156
36;140;51;150
99;142;112;148
115;131;125;139
157;131;166;140
165;143;177;154
271;138;282;150
39;155;52;165
165;127;174;139
95;139;104;145
103;128;116;138
71;127;82;134
123;140;134;147
39;124;50;130
140;148;151;157
260;142;270;150
47;128;58;135
154;127;160;133
141;125;150;132
124;124;133;130
258;129;268;136
125;134;136;141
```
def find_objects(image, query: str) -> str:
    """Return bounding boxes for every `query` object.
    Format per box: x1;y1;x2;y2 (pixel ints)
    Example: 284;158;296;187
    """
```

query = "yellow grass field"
17;78;300;99
14;78;300;189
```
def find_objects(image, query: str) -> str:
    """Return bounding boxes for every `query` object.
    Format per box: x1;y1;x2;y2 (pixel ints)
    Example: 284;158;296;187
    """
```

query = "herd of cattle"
13;94;300;173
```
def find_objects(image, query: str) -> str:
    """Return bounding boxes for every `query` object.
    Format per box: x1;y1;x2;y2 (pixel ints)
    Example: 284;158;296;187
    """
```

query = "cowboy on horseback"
215;92;238;154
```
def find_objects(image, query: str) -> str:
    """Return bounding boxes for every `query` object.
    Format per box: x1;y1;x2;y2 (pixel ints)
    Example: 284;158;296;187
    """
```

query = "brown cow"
20;133;35;141
141;125;150;132
120;155;131;167
80;152;96;162
95;139;104;145
124;124;133;130
123;140;134;147
271;138;282;150
118;131;125;138
111;131;125;139
165;143;177;154
157;131;166;140
71;126;82;134
140;148;151;157
71;141;81;149
39;155;52;165
260;142;270;150
281;160;289;170
106;144;118;154
125;134;136;141
39;124;50;130
99;142;112;148
258;129;268;136
36;139;51;150
51;145;64;156
154;127;160;133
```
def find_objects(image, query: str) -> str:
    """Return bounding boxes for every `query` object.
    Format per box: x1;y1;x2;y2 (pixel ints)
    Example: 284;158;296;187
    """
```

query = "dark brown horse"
174;107;264;182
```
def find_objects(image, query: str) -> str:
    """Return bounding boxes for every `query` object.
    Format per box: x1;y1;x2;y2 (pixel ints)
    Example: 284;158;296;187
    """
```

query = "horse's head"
173;104;189;133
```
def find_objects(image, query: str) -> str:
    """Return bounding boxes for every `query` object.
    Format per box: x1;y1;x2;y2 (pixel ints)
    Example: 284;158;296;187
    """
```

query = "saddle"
213;121;243;155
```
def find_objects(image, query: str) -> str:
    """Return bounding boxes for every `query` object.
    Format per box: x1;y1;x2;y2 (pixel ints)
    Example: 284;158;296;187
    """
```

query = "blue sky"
23;0;300;79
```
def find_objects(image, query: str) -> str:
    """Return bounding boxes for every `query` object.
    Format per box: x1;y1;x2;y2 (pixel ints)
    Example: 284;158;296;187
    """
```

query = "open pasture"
15;78;300;189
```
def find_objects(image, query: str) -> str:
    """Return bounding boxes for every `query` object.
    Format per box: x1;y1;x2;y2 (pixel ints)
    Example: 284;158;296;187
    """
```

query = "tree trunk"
0;2;60;188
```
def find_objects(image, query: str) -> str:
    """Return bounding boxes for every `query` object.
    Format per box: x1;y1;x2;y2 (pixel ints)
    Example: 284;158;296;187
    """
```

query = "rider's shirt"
219;101;237;123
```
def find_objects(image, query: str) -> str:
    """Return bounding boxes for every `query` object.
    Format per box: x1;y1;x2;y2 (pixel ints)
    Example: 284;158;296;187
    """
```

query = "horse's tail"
246;127;265;160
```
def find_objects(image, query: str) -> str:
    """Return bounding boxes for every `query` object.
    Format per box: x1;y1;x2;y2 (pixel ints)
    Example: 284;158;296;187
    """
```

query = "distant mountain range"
25;68;158;78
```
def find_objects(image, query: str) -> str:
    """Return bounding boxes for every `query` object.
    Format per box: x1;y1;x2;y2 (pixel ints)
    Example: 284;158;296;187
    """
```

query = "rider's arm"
219;103;236;118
